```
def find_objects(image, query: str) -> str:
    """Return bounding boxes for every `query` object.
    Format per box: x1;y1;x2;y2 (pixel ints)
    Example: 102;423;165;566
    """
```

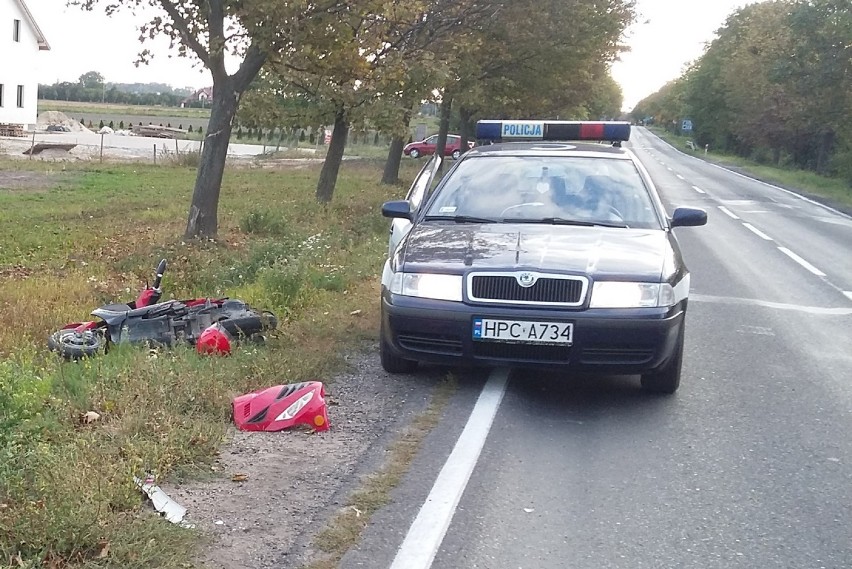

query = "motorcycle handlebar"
153;259;167;290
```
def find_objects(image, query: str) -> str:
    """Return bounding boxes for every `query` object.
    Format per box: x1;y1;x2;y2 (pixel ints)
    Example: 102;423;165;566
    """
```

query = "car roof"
465;141;632;159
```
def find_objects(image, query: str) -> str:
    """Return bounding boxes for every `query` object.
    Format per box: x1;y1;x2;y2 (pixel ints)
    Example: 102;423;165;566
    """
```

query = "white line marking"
844;291;852;302
742;223;773;241
690;294;852;315
692;185;706;194
390;368;509;569
777;247;826;277
667;167;673;171
676;174;685;180
718;206;740;220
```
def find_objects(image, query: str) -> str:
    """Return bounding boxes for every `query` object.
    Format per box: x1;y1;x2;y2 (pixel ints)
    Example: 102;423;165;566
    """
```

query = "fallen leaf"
96;540;110;559
82;411;101;424
523;507;535;513
231;473;248;482
349;309;362;316
350;506;362;517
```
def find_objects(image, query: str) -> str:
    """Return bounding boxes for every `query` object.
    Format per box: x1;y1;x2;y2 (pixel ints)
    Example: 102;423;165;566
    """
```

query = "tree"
251;0;486;201
78;71;104;89
73;0;342;238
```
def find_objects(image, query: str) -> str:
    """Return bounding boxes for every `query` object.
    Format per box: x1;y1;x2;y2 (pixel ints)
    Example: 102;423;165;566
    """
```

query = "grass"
647;127;852;209
39;100;212;120
0;154;423;567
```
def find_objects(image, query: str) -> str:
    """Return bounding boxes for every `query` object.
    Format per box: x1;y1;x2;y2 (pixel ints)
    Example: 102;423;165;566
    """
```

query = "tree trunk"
316;108;349;203
459;106;474;155
184;79;239;239
382;136;406;185
816;129;835;175
435;95;453;163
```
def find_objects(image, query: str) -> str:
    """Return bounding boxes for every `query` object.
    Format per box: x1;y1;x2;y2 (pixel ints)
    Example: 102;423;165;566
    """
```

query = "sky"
28;0;758;110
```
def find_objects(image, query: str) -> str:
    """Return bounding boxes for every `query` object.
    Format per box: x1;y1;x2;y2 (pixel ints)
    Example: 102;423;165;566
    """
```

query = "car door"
388;154;443;256
422;135;439;156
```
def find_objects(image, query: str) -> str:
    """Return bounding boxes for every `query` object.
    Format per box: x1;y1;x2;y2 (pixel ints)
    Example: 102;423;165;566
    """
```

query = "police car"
380;120;707;393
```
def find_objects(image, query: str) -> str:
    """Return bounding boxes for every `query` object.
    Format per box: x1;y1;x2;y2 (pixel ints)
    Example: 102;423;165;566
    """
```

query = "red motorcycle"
48;259;277;359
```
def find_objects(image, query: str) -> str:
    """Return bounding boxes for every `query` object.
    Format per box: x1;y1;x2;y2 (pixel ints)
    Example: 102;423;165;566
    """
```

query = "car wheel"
640;324;684;394
409;148;420;159
452;149;461;160
380;329;417;373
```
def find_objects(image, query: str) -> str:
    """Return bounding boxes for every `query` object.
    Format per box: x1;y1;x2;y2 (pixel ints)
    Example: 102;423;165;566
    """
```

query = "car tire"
380;330;417;373
409;148;420;159
452;149;461;160
640;325;684;394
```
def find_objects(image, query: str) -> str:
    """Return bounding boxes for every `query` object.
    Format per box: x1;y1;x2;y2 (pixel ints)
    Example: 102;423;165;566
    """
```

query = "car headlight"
590;281;674;308
390;272;463;302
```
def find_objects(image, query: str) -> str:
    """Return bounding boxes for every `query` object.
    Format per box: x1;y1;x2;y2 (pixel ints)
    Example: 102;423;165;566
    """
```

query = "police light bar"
476;120;631;143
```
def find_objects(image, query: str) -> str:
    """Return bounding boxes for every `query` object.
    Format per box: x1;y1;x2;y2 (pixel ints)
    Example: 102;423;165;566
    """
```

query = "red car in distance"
403;134;475;160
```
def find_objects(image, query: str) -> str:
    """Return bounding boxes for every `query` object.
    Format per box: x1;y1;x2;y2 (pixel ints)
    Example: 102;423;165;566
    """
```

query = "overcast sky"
29;0;759;111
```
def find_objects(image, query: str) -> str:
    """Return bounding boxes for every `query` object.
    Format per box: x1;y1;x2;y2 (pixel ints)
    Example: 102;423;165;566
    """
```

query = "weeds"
0;156;420;566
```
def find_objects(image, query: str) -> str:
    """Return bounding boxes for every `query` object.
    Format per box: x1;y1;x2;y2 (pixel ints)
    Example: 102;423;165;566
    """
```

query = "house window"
17;85;24;108
13;19;20;42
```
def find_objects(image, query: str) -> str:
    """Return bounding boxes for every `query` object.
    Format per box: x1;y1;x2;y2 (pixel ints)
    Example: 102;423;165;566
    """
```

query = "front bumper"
381;290;686;374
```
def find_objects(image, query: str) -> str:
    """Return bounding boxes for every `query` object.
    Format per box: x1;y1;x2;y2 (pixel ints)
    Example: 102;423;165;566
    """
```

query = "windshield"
423;155;662;229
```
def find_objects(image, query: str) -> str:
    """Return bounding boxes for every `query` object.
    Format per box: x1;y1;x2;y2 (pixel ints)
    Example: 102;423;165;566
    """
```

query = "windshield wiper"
503;217;629;228
424;215;499;224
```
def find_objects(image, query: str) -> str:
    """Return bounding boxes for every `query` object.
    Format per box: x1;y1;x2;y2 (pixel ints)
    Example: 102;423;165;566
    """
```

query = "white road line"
742;223;773;241
778;247;826;277
667;167;673;171
718;206;740;220
692;185;706;194
676;174;685;180
690;294;852;316
844;291;852;302
390;368;509;569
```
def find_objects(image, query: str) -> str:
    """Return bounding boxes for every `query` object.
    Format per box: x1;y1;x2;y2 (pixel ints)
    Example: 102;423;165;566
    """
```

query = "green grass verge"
0;155;422;567
39;100;212;120
647;127;852;210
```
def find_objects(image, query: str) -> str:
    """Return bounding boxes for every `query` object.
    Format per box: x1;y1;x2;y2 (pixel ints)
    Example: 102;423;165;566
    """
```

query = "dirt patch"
163;347;445;569
0;169;67;191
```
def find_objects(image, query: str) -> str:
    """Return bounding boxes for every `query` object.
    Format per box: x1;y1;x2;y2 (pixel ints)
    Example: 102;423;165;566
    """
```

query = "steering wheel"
500;202;545;217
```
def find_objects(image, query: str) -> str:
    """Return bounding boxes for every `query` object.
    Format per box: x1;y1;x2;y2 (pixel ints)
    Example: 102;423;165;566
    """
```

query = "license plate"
472;318;573;345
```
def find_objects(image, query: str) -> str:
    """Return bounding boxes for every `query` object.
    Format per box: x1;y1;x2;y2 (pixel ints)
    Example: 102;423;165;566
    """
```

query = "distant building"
181;87;214;107
0;0;50;130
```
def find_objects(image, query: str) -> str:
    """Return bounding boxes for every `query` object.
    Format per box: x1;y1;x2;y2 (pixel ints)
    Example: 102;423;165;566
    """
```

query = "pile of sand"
37;110;94;134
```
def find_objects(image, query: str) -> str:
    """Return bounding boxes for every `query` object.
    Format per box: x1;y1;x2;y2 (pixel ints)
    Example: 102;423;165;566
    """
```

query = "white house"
0;0;49;130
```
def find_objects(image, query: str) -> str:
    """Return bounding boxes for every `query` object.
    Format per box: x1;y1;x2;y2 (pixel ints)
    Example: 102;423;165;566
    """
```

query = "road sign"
681;119;693;131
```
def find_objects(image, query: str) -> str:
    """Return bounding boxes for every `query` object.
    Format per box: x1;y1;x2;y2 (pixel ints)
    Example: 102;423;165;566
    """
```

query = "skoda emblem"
517;272;537;287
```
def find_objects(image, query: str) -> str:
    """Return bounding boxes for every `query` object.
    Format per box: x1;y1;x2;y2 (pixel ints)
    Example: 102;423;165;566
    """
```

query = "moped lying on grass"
48;259;277;359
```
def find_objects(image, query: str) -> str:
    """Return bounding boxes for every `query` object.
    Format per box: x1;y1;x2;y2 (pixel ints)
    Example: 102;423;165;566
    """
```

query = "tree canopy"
632;0;852;181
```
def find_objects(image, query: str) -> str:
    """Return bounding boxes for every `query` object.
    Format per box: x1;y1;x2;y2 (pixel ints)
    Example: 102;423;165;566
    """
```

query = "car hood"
400;223;671;281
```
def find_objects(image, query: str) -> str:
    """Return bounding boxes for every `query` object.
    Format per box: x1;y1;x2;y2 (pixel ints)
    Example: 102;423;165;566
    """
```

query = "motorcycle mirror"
153;259;167;289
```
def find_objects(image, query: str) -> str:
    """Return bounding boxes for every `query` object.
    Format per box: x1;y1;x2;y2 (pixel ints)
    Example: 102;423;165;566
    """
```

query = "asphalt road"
343;127;852;569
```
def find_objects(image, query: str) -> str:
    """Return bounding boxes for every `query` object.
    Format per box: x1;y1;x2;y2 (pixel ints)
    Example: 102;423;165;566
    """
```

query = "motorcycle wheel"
218;311;278;338
48;328;106;360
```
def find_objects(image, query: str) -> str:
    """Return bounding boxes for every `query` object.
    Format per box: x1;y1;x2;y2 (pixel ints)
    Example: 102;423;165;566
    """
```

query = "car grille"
580;348;655;365
398;333;463;356
468;273;587;306
472;341;572;362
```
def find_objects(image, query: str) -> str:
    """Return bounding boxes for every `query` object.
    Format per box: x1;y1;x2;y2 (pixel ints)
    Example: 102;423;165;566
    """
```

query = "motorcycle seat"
95;303;133;315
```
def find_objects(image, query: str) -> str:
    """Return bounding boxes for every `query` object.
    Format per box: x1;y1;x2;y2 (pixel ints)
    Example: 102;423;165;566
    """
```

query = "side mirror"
382;200;413;220
670;207;707;228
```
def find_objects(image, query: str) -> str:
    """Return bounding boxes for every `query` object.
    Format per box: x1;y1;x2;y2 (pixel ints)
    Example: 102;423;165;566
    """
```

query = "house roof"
15;0;50;50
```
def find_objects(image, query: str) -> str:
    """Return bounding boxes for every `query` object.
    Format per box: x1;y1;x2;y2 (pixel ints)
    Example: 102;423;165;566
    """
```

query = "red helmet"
197;323;232;356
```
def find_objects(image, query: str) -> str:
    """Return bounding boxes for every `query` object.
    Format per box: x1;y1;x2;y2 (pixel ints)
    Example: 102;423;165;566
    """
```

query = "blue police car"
380;120;707;393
